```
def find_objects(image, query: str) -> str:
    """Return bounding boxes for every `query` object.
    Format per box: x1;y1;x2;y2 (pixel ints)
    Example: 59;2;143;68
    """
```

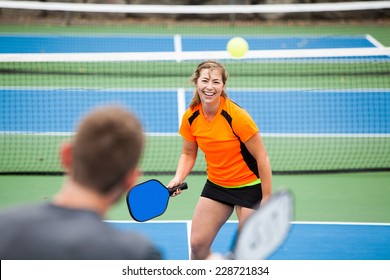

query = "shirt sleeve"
179;109;196;142
232;107;259;143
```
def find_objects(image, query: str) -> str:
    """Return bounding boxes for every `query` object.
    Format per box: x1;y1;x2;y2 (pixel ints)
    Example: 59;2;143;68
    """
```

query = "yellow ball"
227;37;249;58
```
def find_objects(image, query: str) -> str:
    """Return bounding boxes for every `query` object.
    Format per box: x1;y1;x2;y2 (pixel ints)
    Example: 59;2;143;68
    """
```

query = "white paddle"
230;190;293;260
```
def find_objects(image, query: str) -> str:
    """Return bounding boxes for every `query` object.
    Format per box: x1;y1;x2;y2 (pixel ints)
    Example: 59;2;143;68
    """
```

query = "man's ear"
60;142;73;172
124;168;142;193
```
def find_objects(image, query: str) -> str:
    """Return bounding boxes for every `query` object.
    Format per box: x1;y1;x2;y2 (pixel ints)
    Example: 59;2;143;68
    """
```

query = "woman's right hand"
167;177;183;197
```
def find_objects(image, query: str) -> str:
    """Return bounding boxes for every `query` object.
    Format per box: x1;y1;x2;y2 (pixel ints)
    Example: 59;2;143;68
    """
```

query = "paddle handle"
168;182;188;196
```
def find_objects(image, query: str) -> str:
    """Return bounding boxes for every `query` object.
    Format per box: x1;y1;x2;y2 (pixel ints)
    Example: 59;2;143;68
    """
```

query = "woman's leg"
190;197;233;260
235;206;256;231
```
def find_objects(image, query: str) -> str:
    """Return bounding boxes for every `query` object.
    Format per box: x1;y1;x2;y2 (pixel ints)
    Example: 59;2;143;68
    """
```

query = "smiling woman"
167;60;273;260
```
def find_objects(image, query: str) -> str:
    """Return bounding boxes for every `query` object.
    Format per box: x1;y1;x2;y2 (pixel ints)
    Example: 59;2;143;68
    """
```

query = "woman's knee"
190;233;212;259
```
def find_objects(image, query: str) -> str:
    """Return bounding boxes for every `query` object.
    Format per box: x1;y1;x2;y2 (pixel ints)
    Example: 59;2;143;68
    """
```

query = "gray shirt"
0;203;161;260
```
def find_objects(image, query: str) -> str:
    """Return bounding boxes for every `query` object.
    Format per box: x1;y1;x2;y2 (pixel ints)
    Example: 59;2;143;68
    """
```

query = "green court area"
2;60;389;89
0;172;389;224
1;135;390;174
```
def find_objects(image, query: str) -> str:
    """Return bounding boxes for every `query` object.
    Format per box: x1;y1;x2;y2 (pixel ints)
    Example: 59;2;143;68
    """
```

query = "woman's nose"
206;81;213;88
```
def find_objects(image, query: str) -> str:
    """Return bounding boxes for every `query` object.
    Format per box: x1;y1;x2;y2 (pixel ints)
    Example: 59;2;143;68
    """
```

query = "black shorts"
201;180;262;209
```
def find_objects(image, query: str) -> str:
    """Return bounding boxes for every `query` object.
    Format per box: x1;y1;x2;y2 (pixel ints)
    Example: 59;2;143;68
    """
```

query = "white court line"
106;220;390;226
366;34;386;49
186;220;192;260
292;221;390;226
2;132;389;138
2;87;389;92
177;88;186;128
106;220;190;223
173;34;182;62
2;47;389;62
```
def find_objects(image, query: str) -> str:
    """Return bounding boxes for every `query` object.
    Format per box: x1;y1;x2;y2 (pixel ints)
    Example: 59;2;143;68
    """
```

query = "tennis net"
1;48;389;174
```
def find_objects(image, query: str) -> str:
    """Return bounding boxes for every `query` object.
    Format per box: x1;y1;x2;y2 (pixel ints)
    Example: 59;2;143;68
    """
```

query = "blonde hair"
72;106;144;194
189;60;229;109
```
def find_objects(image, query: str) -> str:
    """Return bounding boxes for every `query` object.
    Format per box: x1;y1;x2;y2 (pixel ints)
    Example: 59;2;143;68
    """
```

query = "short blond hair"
72;106;144;193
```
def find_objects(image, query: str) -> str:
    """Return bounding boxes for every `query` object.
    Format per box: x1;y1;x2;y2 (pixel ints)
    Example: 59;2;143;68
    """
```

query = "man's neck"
52;178;110;217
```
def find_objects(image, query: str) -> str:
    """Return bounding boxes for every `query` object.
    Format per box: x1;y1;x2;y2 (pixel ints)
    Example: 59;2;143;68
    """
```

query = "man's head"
62;106;144;195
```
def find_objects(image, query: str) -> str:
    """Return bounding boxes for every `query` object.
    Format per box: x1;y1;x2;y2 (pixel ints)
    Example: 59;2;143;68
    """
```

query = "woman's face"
196;68;224;106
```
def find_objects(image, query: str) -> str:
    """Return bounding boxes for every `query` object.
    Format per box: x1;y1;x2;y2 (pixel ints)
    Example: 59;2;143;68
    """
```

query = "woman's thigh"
191;197;234;246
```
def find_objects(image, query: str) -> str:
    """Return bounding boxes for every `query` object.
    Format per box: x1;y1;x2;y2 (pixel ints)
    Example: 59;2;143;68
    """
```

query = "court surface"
0;34;382;53
2;88;389;134
1;31;389;261
1;33;388;135
108;221;390;260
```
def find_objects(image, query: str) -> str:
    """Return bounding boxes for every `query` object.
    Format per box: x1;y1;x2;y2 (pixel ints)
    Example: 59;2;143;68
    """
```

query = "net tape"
1;0;390;14
1;47;390;63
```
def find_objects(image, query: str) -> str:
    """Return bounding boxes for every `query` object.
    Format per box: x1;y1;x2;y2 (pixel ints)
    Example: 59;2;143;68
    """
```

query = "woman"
168;60;272;260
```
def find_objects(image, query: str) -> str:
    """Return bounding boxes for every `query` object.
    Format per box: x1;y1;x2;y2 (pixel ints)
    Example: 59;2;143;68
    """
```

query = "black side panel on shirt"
221;110;259;178
188;110;200;125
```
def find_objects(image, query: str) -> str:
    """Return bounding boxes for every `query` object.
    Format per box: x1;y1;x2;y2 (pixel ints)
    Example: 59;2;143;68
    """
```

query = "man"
0;106;161;260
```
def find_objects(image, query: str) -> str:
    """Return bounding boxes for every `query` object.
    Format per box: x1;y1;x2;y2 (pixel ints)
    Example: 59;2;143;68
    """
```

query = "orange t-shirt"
179;97;260;187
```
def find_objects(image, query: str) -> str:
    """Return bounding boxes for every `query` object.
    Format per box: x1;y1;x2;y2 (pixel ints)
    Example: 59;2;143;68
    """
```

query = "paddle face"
126;179;188;222
232;190;293;260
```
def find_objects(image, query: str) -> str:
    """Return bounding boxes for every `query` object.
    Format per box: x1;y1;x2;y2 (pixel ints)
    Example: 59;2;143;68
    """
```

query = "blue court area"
1;89;389;134
1;32;387;145
108;221;390;260
0;89;178;133
0;34;380;53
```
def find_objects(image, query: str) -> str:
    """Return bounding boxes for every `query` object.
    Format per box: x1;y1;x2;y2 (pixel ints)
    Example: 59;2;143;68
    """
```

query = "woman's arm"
167;139;198;192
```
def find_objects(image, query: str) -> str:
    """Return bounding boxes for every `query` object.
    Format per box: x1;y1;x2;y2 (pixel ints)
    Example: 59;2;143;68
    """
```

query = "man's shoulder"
0;204;162;260
105;228;162;259
0;203;47;220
